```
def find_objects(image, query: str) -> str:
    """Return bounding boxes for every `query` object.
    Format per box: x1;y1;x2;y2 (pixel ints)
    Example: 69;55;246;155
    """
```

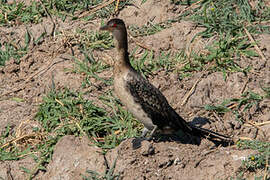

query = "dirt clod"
39;136;106;180
140;140;155;156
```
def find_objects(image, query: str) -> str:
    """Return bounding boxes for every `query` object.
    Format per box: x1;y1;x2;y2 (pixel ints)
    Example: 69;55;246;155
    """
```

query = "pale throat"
114;36;130;62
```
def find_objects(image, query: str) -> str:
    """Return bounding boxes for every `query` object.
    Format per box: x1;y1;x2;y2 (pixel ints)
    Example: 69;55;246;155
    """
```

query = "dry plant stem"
244;121;270;127
115;0;120;12
38;0;56;36
180;0;203;16
78;0;115;18
0;133;40;149
6;164;14;180
243;120;267;139
181;76;202;106
212;112;222;122
244;27;266;61
227;103;238;109
240;77;250;94
238;136;253;140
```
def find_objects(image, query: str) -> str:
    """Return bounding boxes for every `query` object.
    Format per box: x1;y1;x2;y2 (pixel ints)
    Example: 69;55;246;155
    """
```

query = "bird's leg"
140;127;149;137
139;125;158;141
149;125;158;138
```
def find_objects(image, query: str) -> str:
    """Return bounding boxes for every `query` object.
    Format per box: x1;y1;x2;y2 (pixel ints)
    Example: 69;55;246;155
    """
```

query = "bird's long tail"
190;124;234;143
171;107;234;144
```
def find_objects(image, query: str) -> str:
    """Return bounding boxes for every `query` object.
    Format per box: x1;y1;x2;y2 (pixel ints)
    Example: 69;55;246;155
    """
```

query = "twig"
55;98;64;106
212;112;222;122
244;27;266;61
246;121;261;130
115;0;120;12
244;120;267;139
0;133;38;149
238;136;253;140
181;76;202;106
6;164;14;180
240;77;250;94
39;0;56;37
194;157;205;168
244;121;270;127
179;0;203;16
227;103;238;110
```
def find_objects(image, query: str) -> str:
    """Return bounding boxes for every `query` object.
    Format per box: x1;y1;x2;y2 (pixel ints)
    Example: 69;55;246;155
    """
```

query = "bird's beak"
100;24;111;31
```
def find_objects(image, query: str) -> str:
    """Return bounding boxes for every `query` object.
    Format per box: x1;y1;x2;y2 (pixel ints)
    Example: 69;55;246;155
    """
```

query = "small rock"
232;121;242;129
158;159;174;168
174;157;181;165
224;121;233;130
140;140;155;156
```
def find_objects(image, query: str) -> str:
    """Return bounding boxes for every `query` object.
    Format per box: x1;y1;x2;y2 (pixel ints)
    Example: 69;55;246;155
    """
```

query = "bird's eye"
112;23;117;27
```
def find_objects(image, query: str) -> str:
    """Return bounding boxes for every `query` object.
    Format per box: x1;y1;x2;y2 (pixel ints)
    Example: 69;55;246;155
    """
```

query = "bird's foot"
132;126;157;149
132;137;147;149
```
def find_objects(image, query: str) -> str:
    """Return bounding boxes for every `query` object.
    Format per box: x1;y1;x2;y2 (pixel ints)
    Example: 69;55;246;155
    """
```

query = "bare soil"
0;1;269;179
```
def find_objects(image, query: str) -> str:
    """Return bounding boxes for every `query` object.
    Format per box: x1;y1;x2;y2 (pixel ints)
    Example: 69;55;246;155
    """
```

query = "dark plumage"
125;72;192;133
100;18;233;143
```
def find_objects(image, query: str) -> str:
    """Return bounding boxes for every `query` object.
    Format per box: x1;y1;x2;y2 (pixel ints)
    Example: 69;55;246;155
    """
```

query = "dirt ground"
0;1;270;179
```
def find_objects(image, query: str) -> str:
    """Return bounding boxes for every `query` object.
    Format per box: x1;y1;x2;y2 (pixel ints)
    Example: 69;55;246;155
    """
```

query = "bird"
100;18;233;144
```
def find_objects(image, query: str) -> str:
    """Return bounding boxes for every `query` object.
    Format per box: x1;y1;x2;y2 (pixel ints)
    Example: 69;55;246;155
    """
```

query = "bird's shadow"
132;117;231;150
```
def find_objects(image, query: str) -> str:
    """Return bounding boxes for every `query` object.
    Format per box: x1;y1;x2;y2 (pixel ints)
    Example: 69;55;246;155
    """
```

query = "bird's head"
100;18;127;49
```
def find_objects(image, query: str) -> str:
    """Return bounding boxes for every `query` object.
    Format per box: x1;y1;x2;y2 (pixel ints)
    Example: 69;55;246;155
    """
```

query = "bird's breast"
113;73;155;130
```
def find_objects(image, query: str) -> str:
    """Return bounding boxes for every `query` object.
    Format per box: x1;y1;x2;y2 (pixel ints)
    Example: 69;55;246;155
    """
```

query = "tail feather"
190;125;234;143
170;108;234;144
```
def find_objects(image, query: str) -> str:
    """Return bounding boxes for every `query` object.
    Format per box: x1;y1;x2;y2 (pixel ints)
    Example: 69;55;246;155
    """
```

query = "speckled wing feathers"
125;71;193;133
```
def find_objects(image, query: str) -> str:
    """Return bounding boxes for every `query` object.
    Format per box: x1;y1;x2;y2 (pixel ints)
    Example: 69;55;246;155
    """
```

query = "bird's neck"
114;42;132;75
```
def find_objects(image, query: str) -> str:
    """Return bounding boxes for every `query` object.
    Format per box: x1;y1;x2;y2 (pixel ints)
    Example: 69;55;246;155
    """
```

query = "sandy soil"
0;1;269;179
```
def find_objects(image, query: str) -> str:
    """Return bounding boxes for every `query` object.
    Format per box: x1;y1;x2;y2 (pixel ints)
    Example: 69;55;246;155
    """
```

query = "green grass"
82;157;119;180
62;28;114;50
189;0;270;37
237;140;270;176
129;48;187;78
0;0;132;25
35;89;140;149
186;33;254;78
127;0;270;78
0;88;140;179
0;1;45;25
128;20;173;37
73;53;112;88
81;0;131;21
168;0;270;77
0;0;270;179
60;28;114;88
0;31;30;65
205;89;268;123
